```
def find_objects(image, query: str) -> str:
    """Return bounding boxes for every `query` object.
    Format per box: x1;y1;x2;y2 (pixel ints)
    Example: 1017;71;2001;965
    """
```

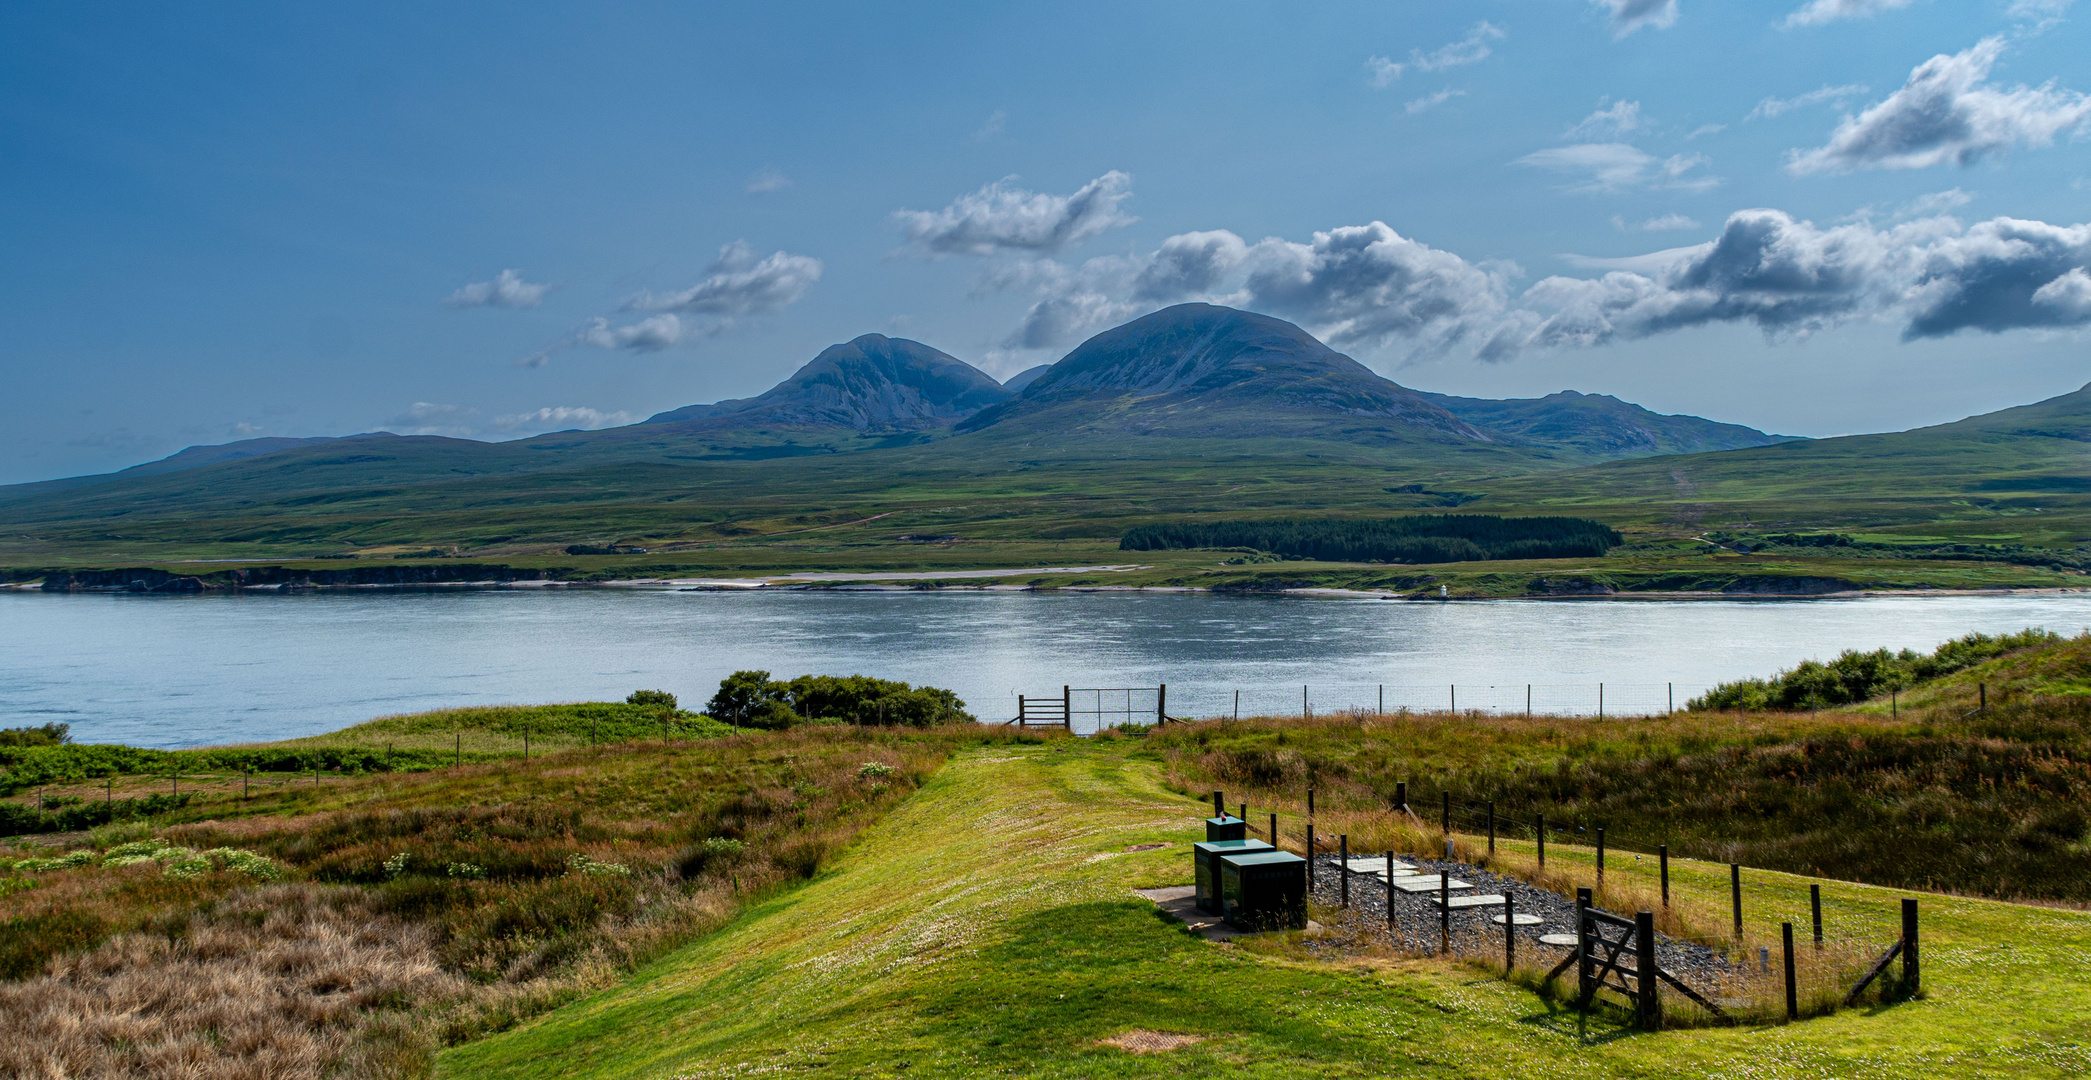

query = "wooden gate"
1546;888;1725;1027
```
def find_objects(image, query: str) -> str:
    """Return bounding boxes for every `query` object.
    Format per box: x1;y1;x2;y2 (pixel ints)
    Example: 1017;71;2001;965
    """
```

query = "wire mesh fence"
1188;682;1699;721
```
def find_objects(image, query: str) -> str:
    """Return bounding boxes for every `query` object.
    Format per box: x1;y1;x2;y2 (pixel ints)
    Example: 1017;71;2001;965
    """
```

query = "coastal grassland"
0;722;1004;1078
1144;638;2091;901
442;739;2091;1080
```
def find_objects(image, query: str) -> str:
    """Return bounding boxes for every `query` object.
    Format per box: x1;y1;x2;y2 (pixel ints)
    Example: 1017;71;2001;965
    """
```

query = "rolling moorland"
1;632;2088;1077
1;304;2084;596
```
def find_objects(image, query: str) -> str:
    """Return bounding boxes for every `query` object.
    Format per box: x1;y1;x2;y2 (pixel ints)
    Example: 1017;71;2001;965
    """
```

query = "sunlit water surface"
4;588;2090;747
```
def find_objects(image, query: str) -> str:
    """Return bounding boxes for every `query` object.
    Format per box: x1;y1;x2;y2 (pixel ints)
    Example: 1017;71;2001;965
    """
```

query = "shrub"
565;854;632;877
857;762;896;779
626;689;678;710
1119;515;1621;563
1691;628;2058;710
0;723;70;748
705;671;797;730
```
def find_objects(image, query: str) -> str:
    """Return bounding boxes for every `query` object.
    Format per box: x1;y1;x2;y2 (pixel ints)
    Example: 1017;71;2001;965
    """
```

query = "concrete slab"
1491;913;1545;926
1391;875;1472;892
1134;886;1320;941
1341;857;1415;874
1538;933;1580;947
1431;893;1507;909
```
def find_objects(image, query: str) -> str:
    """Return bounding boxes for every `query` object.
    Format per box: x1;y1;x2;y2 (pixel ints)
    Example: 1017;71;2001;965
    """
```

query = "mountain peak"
644;335;1009;431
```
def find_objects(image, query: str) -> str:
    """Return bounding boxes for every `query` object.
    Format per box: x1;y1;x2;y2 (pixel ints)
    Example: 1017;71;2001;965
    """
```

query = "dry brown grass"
0;884;464;1079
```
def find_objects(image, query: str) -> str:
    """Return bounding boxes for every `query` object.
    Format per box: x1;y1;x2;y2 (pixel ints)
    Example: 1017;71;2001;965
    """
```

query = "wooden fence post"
1339;835;1349;907
1902;898;1919;995
1063;685;1071;731
1385;850;1395;926
1269;813;1278;849
1659;845;1669;906
1396;781;1407;813
1637;910;1660;1029
1596;827;1606;887
1157;683;1167;723
1783;922;1798;1020
1811;884;1823;946
1731;864;1743;942
1526;684;1531;718
1505;889;1517;973
1440;872;1450;955
1537;813;1546;866
1575;887;1592;1001
1599;682;1604;719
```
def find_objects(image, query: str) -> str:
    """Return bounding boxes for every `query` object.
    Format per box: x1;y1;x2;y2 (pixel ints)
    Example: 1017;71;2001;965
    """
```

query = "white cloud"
490;406;639;433
1898;187;1975;217
579;314;684;352
1746;83;1870;120
973;109;1007;141
1686;123;1727;139
1513;143;1719;193
1366;21;1505;86
1132;230;1251;301
1787;37;2091;174
1594;0;1679;38
1507;208;2091;354
624;241;823;315
444;269;550;309
1782;0;1913;28
1405;88;1467;115
893;171;1136;257
744;168;792;194
2007;0;2075;32
1565;98;1647;139
1613;212;1702;231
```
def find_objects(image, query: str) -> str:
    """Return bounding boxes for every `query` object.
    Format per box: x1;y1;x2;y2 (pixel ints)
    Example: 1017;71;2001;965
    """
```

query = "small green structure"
1204;814;1246;842
1220;850;1307;930
1193;838;1272;913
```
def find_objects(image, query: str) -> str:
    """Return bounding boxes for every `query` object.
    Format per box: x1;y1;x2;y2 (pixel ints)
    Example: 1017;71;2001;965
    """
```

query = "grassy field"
442;738;2091;1079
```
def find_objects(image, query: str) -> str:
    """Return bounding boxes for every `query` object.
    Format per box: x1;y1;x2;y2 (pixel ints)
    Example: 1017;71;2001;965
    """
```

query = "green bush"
626;689;677;710
0;723;71;748
1691;628;2059;710
1120;514;1621;563
703;671;975;729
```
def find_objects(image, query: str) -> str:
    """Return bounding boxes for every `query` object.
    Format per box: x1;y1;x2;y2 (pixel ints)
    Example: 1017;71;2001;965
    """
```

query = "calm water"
3;588;2090;747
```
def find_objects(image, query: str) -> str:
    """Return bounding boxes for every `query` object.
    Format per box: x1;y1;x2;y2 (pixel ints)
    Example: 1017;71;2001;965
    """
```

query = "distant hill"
1002;364;1051;392
1418;390;1792;459
958;304;1486;444
643;335;1010;431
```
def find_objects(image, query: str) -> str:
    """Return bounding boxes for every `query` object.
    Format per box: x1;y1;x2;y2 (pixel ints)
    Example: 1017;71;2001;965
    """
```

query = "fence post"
1396;781;1408;813
1157;683;1167;723
1339;835;1349;907
1063;685;1071;731
1902;898;1920;995
1487;801;1495;854
1598;682;1604;719
1637;910;1660;1029
1441;791;1450;836
1303;684;1308;718
1575;887;1592;1001
1811;884;1823;946
1526;684;1531;718
1233;690;1239;721
1450;684;1456;713
1379;684;1384;715
1505;889;1516;973
1596;827;1606;887
1385;849;1396;925
1979;683;1987;712
1269;813;1278;850
1239;802;1247;824
1537;813;1546;866
1731;864;1743;942
1668;682;1673;716
1783;922;1799;1021
1308;789;1317;889
455;731;461;768
1659;844;1669;906
1440;872;1450;955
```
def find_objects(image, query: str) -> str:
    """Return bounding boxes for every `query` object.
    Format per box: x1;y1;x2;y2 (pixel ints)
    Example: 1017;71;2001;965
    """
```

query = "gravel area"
1305;853;1734;983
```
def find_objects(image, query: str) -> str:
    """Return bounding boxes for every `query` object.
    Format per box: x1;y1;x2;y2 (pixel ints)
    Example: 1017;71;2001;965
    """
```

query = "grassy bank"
443;739;2091;1079
0;719;1014;1077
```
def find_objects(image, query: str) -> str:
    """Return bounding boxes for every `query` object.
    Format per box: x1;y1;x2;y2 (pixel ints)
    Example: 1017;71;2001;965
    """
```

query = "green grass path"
442;741;2091;1079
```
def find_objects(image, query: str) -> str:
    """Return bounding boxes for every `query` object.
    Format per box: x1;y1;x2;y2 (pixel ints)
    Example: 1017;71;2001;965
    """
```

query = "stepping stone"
1391;875;1472;893
1537;933;1580;947
1432;893;1506;909
1491;913;1544;926
1341;856;1415;874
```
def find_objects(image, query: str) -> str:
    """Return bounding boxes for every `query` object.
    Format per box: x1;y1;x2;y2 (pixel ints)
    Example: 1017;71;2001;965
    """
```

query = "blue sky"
3;0;2088;483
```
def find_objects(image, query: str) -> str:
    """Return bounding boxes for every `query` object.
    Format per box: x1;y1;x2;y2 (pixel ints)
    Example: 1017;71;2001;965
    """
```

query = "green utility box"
1205;815;1247;842
1220;850;1307;931
1193;839;1272;913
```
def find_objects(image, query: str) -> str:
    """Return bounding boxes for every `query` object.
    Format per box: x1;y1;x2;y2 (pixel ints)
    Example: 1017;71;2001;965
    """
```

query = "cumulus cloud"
1594;0;1679;38
1514;143;1718;193
1131;231;1251;301
490;406;639;433
579;314;684;352
1898;188;1975;217
744;168;792;194
1746;83;1870;120
1782;0;1913;27
1368;21;1504;86
893;171;1135;257
1506;208;2091;355
1565;99;1647;139
625;241;823;316
1405;88;1467;115
444;269;550;309
1787;37;2091;174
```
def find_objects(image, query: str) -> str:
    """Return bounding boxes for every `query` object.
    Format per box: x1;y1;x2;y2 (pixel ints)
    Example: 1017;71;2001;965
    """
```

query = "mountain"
643;334;1010;431
1418;390;1792;459
120;436;346;477
1002;364;1051;392
957;304;1485;444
